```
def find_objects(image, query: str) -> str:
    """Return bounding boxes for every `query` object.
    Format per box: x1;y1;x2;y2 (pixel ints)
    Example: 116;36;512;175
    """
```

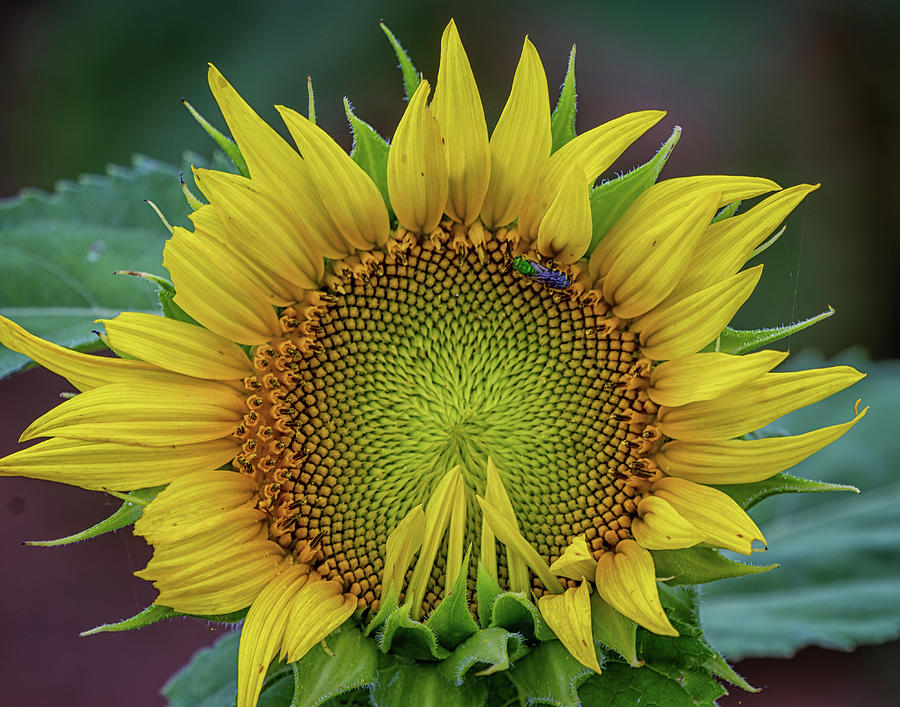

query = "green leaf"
345;99;394;222
702;354;900;659
182;99;249;177
578;662;713;707
709;306;834;354
550;45;577;152
650;547;777;585
506;639;593;707
380;23;420;100
371;662;486;707
438;627;528;683
162;630;239;707
26;485;163;547
425;547;479;649
589;593;638;666
703;650;758;693
378;602;450;660
0;155;195;379
587;126;681;254
638;588;729;705
475;562;502;629
292;625;377;707
490;591;556;642
714;472;858;511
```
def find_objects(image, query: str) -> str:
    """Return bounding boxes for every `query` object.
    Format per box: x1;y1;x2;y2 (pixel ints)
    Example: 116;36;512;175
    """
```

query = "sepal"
380;23;421;99
475;561;502;628
650;547;777;585
714;471;859;511
182;99;249;177
26;485;163;547
550;45;577;152
438;627;529;682
425;547;479;649
587;126;681;255
112;270;200;325
81;603;249;636
710;307;834;354
589;593;639;667
345;99;393;220
378;602;451;660
711;200;741;223
490;591;556;642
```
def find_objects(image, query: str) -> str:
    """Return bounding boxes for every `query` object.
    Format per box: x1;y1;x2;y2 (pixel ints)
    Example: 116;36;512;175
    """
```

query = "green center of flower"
237;227;659;610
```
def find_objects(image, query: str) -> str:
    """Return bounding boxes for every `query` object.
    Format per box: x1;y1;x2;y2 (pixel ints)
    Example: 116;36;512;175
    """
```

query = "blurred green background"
2;0;898;357
1;1;898;706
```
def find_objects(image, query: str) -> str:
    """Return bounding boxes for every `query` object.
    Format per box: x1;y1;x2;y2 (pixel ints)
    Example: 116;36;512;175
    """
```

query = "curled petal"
650;477;766;555
387;80;448;233
538;581;601;673
594;540;677;636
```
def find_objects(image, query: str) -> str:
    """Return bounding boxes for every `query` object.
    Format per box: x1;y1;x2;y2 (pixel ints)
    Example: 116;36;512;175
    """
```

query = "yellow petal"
387;79;448;233
382;504;425;599
406;466;461;617
594;540;677;636
668;184;820;301
538;582;601;673
191;169;324;287
163;228;281;345
445;472;468;593
21;379;244;446
207;65;351;258
641;175;781;207
651;477;766;555
483;457;530;592
536;162;592;264
549;535;597;581
477;495;563;594
520;110;666;241
635;266;763;361
277;105;390;249
0;314;160;392
602;190;720;319
481;38;551;229
237;563;309;707
185;203;299;308
135;471;281;614
589;175;780;281
282;579;357;662
658;366;866;441
140;537;281;615
134;471;252;532
0;437;237;491
656;405;868;484
99;312;252;380
631;496;705;550
431;20;490;225
648;349;789;407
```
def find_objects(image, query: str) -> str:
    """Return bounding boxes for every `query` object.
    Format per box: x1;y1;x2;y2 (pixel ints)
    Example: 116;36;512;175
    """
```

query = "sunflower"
0;20;866;706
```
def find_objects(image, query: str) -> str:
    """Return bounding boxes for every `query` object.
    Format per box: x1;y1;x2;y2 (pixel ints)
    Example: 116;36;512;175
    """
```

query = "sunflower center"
234;224;661;610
